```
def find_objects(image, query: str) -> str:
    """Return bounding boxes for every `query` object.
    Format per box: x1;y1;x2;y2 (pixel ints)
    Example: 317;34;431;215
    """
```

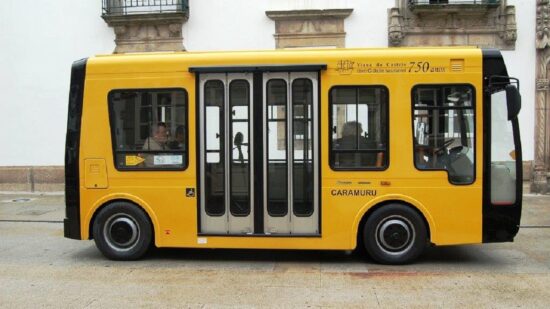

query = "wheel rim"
375;215;415;256
103;214;140;252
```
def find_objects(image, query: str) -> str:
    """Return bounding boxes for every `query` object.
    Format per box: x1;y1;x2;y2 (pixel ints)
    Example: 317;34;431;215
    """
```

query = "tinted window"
109;89;187;170
266;79;288;216
330;86;388;170
412;85;475;184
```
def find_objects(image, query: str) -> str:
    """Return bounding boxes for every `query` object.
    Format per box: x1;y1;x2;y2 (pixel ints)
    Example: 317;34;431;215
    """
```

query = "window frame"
228;78;252;217
410;83;476;185
291;77;315;217
328;85;390;171
203;80;226;216
204;80;225;166
108;87;189;172
266;78;289;217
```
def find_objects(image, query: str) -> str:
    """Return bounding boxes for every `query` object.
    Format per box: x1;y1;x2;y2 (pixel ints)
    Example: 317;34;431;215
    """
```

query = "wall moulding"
102;13;188;53
388;0;516;50
266;9;353;49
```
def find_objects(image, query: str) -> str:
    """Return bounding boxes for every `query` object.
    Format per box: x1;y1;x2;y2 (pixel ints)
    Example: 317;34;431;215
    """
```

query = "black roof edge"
189;64;327;74
481;48;502;59
482;48;509;82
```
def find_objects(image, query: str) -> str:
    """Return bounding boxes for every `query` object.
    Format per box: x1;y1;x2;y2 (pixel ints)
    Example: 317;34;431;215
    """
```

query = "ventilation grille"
450;59;464;72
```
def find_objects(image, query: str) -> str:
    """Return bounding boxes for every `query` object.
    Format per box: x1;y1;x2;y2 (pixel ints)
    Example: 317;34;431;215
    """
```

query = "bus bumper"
64;206;81;240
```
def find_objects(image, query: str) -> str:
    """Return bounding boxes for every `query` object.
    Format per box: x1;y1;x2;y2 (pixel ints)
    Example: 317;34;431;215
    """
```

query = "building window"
109;89;187;170
412;85;475;184
330;86;389;170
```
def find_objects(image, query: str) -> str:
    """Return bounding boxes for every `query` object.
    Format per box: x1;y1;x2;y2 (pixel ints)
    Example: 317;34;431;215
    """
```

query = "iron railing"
102;0;189;16
409;0;500;6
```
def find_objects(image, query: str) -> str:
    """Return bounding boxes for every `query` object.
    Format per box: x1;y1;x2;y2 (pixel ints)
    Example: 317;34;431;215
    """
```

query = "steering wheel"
449;145;468;155
434;138;455;154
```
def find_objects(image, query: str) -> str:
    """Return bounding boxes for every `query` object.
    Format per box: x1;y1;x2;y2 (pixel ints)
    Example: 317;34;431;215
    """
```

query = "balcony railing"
102;0;189;16
409;0;500;7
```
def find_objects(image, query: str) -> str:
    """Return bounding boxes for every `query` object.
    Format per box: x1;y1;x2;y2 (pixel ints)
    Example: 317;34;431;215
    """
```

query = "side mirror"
505;84;521;120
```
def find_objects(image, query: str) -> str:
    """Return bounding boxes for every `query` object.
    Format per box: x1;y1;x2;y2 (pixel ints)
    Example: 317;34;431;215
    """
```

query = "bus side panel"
322;57;483;248
75;48;486;251
78;70;198;248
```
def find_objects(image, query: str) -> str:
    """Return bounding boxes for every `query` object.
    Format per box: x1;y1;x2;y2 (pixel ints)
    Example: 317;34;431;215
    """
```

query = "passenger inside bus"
140;122;169;167
168;125;185;150
334;121;383;168
143;122;168;151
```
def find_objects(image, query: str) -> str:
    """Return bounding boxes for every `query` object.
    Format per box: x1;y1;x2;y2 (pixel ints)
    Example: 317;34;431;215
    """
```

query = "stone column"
534;0;550;193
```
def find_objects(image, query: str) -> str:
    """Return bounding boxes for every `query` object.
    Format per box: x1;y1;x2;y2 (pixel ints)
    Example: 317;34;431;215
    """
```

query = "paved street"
1;192;549;308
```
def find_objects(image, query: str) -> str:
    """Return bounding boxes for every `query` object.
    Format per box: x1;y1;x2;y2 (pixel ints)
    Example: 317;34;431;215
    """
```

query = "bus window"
330;86;388;170
204;80;225;216
292;78;314;216
266;79;288;216
109;89;187;170
229;79;251;216
490;90;516;205
412;85;475;184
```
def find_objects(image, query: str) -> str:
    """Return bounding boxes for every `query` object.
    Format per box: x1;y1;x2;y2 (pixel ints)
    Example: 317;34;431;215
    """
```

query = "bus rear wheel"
363;204;427;264
92;202;152;260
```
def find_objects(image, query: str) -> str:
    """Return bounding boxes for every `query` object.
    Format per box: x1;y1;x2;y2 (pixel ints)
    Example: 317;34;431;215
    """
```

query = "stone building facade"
0;0;542;192
388;0;516;50
534;0;550;193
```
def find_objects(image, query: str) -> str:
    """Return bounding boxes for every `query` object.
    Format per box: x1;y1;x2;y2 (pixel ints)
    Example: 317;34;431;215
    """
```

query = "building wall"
0;0;536;168
0;0;114;166
503;0;536;163
183;0;389;51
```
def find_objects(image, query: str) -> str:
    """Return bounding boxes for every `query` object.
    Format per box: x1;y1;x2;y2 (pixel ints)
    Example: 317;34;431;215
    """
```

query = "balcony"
102;0;189;17
408;0;501;13
101;0;189;53
389;0;515;49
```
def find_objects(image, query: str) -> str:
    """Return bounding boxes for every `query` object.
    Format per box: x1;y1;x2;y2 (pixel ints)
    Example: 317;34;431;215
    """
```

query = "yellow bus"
64;47;522;264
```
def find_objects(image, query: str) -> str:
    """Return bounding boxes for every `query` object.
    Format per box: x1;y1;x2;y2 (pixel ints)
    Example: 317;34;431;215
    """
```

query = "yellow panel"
78;47;485;249
84;159;108;189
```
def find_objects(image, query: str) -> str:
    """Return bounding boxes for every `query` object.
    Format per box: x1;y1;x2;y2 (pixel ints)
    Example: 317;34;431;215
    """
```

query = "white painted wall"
184;0;388;51
0;0;535;166
0;0;114;166
503;0;536;161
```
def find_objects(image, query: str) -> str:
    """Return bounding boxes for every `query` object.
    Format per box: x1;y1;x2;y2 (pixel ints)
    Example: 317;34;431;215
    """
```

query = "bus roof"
86;46;485;75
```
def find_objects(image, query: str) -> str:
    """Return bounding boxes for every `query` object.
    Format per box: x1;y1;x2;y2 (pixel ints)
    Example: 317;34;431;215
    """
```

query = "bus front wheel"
363;204;427;264
92;202;153;260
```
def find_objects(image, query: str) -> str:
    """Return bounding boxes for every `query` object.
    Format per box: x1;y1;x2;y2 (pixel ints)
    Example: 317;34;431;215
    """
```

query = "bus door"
263;72;319;235
199;73;254;234
199;71;319;235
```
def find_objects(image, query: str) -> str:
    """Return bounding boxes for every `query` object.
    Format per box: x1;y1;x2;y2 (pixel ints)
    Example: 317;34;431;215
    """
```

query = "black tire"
363;204;427;265
92;201;153;260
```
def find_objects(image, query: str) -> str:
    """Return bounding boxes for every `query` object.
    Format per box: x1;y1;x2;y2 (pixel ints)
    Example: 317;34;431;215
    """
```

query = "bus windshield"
490;90;517;205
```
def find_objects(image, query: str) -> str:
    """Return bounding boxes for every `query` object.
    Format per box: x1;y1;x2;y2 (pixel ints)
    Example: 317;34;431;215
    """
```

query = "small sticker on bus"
197;238;207;244
154;155;183;165
125;155;145;166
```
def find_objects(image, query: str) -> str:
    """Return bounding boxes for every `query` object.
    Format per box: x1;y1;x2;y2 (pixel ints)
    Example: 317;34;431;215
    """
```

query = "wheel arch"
83;194;159;246
352;195;435;249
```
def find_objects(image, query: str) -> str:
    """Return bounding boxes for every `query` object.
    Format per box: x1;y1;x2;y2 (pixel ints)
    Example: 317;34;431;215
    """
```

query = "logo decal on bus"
336;60;355;74
330;189;377;197
336;59;446;75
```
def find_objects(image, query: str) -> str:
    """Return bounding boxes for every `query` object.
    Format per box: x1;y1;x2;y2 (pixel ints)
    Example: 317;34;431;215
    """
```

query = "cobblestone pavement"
0;192;549;308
